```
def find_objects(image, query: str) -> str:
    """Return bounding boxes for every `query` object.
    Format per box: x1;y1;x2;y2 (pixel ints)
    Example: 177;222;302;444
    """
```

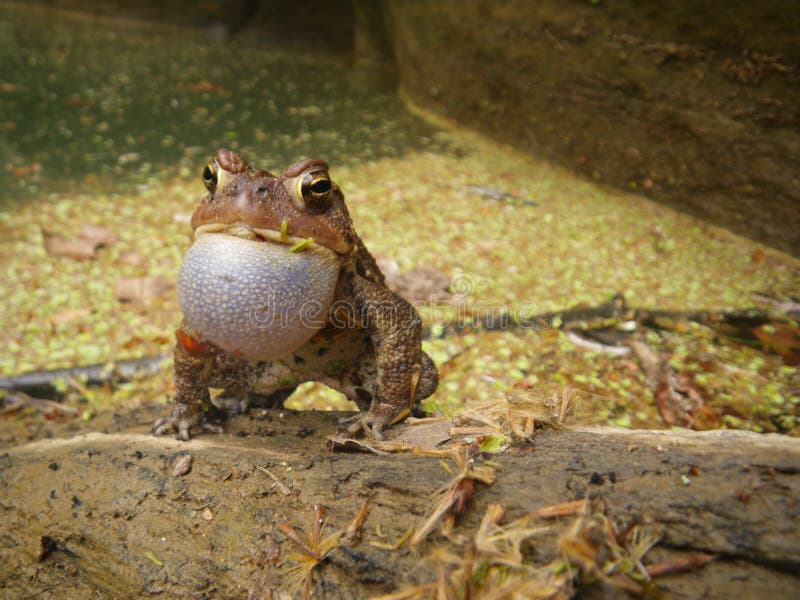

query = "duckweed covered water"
0;5;449;198
1;4;798;435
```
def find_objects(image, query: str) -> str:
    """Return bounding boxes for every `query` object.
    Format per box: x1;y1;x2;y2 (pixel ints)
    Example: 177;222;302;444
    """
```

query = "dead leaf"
382;264;452;304
116;276;174;303
117;249;147;267
654;366;718;430
48;308;90;325
752;322;800;364
179;80;224;92
42;231;99;260
326;437;391;455
41;224;117;260
80;224;118;247
12;163;41;177
392;418;453;449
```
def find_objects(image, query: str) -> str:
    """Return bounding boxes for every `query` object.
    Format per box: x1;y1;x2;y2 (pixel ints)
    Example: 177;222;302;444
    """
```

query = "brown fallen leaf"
48;308;90;325
378;260;453;304
12;162;41;177
116;276;174;303
179;80;224;92
326;436;395;455
752;321;800;364
80;224;118;247
628;340;719;430
42;230;99;260
41;223;118;260
117;249;147;267
654;366;718;430
391;418;453;449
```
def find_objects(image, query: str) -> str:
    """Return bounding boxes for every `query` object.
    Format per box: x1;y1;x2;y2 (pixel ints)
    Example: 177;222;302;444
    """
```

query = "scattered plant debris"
378;496;714;599
279;500;370;599
409;446;496;547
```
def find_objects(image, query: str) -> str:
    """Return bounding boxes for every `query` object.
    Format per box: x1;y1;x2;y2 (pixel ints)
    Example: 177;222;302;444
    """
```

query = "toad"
152;149;438;440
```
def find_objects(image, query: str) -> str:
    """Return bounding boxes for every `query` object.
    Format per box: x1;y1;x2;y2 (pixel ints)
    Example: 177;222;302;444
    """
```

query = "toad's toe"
152;408;224;441
340;412;387;440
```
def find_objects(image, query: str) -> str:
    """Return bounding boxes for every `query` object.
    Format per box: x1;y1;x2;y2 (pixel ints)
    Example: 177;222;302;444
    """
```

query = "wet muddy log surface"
1;407;799;598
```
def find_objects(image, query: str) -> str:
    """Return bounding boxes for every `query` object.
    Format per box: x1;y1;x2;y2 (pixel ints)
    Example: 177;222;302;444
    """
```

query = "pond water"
0;5;448;200
1;4;798;437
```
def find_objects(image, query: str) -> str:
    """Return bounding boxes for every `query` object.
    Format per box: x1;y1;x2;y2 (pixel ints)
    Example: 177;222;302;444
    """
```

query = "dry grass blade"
343;497;371;544
256;465;293;496
410;475;473;547
530;499;587;519
393;499;680;600
410;448;496;547
369;584;437;600
474;572;573;600
557;502;666;598
646;553;716;578
416;503;572;600
474;503;549;568
452;388;579;444
279;500;371;599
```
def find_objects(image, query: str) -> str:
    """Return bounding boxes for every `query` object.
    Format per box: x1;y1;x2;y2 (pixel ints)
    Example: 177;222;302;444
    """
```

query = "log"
1;407;798;598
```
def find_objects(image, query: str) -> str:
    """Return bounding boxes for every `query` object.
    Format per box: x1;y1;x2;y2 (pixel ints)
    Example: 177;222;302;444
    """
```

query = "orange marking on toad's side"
176;329;217;357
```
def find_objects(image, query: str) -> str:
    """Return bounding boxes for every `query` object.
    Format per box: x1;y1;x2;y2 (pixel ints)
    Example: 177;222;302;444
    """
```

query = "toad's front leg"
341;275;426;439
152;328;225;441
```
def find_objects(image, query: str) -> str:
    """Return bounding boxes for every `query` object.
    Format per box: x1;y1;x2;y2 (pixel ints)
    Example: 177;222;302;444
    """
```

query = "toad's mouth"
194;222;332;254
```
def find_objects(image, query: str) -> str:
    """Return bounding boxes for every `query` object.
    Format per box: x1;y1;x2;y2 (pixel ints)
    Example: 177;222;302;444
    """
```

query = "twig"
257;465;293;496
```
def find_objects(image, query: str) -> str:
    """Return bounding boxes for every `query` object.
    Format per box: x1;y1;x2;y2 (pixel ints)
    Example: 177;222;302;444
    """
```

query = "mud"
1;407;798;598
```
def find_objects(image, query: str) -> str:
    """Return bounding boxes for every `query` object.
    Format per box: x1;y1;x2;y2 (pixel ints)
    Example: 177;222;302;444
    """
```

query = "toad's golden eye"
300;170;332;210
203;161;218;192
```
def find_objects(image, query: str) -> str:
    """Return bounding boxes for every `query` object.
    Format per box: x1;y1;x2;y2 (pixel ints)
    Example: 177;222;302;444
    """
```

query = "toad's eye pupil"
310;179;331;195
203;164;218;191
298;171;332;211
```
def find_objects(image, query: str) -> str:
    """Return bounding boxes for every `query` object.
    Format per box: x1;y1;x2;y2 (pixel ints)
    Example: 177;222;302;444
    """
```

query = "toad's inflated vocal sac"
153;149;438;441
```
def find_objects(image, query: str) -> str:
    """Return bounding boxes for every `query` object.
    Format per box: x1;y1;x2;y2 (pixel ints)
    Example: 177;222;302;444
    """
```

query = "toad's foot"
340;403;407;440
152;403;225;441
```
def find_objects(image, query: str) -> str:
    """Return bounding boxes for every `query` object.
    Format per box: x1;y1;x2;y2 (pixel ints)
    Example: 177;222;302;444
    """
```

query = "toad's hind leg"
337;274;436;439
